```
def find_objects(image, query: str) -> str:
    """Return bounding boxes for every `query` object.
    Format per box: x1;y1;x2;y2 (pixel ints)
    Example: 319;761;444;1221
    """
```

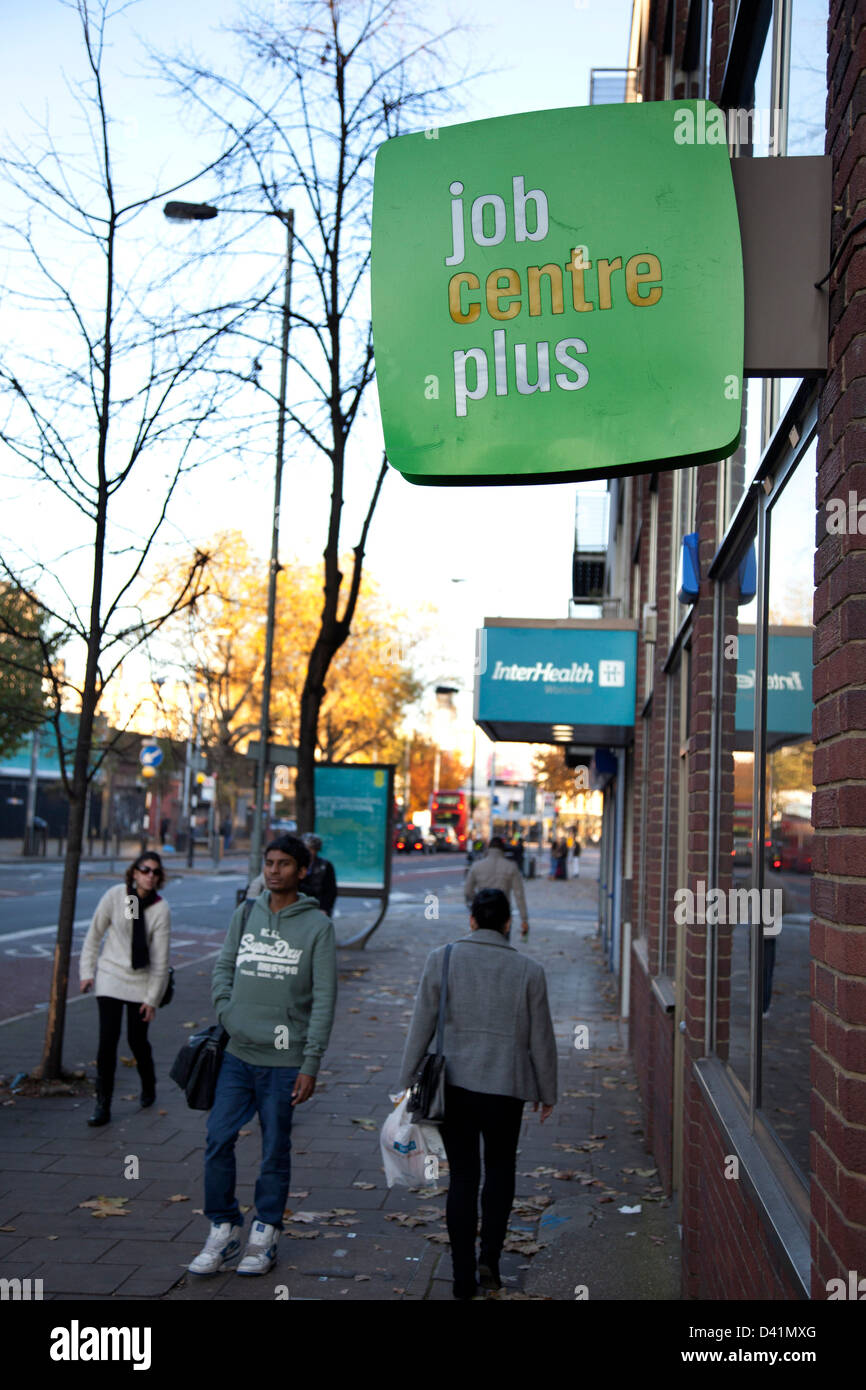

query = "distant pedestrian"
78;852;171;1127
554;839;568;880
399;888;557;1300
464;836;530;939
301;833;338;917
572;838;581;879
159;817;170;847
220;815;233;852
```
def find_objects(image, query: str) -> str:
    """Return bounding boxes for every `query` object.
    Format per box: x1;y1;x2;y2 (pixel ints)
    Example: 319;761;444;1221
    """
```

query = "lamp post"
163;200;294;883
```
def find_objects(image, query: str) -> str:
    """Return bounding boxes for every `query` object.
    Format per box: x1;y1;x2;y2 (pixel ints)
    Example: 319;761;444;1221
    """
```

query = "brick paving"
0;866;680;1301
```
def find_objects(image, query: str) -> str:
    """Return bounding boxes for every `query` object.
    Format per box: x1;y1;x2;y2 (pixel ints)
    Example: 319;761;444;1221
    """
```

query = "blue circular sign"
140;743;163;768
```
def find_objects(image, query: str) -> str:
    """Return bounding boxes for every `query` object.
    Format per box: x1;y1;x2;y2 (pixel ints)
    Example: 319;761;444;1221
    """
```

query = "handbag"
408;943;453;1125
159;966;175;1008
169;1024;229;1110
168;898;255;1107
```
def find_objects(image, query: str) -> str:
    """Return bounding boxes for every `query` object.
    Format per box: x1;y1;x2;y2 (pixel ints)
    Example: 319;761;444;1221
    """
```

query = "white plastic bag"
380;1091;447;1188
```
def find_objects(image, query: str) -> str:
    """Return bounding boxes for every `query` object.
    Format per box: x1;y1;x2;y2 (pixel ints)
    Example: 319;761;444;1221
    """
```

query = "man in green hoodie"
189;834;337;1277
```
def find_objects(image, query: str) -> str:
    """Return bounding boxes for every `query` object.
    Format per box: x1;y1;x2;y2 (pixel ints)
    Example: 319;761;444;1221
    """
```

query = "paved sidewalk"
0;869;680;1301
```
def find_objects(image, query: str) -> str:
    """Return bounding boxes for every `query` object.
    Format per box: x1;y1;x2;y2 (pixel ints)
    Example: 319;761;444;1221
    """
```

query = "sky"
1;0;632;765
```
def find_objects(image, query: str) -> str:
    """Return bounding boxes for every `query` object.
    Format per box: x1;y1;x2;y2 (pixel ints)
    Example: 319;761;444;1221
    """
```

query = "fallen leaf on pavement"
284;1229;319;1239
79;1196;130;1218
120;1056;136;1067
352;1182;376;1191
351;1118;377;1131
166;1194;189;1204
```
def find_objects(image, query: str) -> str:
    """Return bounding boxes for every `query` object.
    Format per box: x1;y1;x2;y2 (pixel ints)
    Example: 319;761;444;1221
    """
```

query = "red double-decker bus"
431;790;469;847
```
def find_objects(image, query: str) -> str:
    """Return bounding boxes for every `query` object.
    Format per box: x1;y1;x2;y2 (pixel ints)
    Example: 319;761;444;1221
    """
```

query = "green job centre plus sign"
371;101;743;485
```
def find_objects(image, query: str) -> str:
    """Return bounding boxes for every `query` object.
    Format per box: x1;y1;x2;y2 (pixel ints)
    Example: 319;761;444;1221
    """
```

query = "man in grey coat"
399;888;557;1300
464;836;530;938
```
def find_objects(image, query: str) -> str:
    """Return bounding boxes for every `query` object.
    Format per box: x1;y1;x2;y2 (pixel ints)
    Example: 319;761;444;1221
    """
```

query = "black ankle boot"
478;1255;502;1290
87;1090;111;1127
139;1088;156;1108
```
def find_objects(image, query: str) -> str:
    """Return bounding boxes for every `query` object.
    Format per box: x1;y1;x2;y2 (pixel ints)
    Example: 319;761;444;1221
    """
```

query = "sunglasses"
136;865;159;876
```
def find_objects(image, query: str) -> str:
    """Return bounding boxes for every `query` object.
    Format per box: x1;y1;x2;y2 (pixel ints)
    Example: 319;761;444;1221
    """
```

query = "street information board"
372;101;743;484
313;764;392;890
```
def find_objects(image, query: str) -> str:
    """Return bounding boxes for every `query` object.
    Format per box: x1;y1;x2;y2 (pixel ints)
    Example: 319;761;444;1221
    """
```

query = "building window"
714;530;758;1098
757;440;815;1177
711;399;817;1184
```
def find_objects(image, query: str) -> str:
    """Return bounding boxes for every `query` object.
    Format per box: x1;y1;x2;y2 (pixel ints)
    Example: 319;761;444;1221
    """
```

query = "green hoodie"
212;891;337;1074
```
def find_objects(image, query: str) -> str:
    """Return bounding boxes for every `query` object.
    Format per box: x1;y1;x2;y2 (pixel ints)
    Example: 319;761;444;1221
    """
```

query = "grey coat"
464;847;528;923
398;929;558;1107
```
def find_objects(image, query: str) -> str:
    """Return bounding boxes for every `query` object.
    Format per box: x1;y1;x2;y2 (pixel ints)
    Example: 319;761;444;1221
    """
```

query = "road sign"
246;741;298;767
140;743;163;768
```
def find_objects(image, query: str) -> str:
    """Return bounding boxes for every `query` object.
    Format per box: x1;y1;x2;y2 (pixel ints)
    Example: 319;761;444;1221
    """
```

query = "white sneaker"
188;1221;244;1276
237;1219;279;1275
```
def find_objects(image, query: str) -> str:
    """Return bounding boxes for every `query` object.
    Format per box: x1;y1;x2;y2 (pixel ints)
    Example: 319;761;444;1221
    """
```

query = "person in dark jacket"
399;888;557;1301
301;833;338;916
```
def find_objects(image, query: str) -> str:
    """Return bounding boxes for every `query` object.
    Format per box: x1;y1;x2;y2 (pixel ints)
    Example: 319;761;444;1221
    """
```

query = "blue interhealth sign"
140;743;163;768
475;623;637;745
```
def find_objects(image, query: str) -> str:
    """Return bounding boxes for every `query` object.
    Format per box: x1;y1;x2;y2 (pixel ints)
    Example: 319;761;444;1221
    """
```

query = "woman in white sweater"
79;852;172;1127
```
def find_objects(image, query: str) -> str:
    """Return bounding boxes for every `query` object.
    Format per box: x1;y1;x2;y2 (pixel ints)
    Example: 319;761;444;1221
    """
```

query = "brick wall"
690;1072;804;1299
810;0;866;1297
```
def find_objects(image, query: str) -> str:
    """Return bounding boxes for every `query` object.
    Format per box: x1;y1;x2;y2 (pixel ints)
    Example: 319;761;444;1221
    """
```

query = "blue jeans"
204;1052;299;1228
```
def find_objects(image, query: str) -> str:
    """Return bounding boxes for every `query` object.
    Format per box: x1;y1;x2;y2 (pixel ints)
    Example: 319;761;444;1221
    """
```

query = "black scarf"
130;889;156;970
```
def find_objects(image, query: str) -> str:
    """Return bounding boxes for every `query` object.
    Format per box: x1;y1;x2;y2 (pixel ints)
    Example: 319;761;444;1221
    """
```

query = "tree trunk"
296;639;331;832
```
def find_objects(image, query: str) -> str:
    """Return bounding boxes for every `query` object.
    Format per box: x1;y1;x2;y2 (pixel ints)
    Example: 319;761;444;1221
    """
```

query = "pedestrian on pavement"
572;838;581;879
464;835;530;939
554;839;568;880
301;833;338;917
78;852;172;1127
399;887;557;1300
189;834;337;1278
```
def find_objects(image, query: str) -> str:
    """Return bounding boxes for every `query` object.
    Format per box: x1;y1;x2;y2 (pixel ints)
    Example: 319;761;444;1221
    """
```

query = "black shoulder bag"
169;898;254;1109
408;943;453;1125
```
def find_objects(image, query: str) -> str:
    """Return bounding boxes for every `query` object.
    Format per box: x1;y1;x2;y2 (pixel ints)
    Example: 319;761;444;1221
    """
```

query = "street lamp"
164;199;294;882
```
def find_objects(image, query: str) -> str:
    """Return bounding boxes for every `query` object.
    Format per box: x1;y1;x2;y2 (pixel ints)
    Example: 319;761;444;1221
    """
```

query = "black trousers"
440;1083;524;1288
96;996;155;1099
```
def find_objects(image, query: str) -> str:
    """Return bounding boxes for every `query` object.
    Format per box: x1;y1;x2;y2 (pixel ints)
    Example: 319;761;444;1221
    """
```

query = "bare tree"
0;0;264;1078
160;0;462;832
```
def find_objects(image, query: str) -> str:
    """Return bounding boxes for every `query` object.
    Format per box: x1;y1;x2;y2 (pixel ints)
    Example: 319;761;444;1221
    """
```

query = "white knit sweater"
79;882;172;1008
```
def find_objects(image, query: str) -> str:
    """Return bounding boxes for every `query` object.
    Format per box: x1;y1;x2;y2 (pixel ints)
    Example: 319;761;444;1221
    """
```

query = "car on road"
432;824;459;852
269;818;297;835
394;824;434;854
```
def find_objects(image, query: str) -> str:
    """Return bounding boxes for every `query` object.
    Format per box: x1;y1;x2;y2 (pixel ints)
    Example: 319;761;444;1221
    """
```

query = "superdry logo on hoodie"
237;932;304;978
